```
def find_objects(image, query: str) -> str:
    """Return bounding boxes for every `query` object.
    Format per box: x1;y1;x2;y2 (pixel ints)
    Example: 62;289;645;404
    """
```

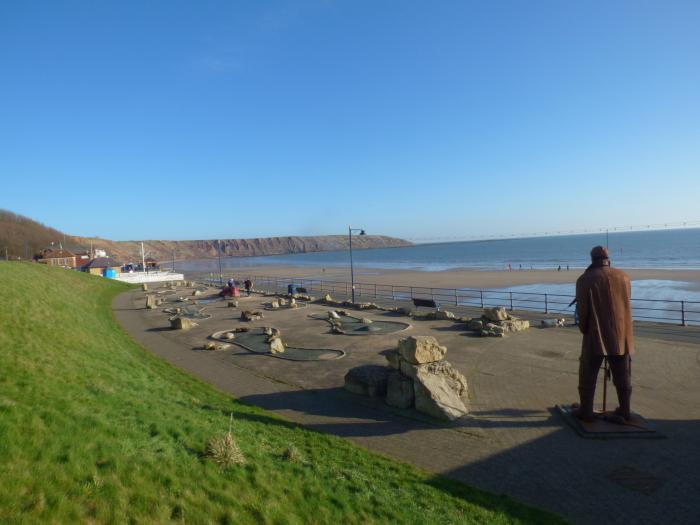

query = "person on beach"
244;279;252;296
572;246;634;422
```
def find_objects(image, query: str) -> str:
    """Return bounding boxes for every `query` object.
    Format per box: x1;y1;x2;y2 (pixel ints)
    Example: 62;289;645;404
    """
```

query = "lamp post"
348;226;366;303
216;240;223;285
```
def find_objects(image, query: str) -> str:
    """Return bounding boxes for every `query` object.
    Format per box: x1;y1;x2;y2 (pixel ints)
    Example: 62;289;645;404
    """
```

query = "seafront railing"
200;274;700;326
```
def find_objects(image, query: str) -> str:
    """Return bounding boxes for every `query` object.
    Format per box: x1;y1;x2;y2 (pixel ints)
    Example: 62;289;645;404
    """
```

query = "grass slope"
0;262;566;525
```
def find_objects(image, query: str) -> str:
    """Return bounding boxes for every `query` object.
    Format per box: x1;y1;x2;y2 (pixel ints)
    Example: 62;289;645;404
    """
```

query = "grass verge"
0;262;566;524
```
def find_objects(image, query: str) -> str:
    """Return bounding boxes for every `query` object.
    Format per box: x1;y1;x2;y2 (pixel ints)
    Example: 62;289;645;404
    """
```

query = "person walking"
244;279;252;296
572;246;634;422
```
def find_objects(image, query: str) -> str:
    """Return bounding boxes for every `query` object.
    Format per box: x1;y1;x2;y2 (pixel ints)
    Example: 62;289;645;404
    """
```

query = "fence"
201;274;700;326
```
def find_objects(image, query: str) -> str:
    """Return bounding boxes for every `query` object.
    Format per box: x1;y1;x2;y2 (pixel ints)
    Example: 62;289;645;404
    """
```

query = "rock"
170;316;197;330
385;372;415;409
204;342;231;351
413;370;468;421
433;310;455;320
360;317;373;324
240;310;263;322
234;327;249;333
344;365;391;398
501;319;530;332
192;290;202;297
467;319;484;331
145;295;157;309
278;298;287;307
269;300;279;309
323;293;333;303
398;336;447;365
289;298;296;306
328;311;340;320
357;302;379;310
540;318;566;328
384;350;400;369
227;300;238;308
485;323;506;336
223;332;235;340
142;283;148;291
268;337;285;354
262;327;281;337
484;307;509;322
331;325;345;334
399;359;468;398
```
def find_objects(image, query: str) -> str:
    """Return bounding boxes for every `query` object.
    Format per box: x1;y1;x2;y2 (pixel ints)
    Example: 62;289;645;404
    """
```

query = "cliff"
70;235;412;262
1;209;410;262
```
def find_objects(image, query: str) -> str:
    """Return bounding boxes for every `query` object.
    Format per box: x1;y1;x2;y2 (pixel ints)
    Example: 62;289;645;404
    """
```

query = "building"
144;257;159;270
36;248;77;268
83;257;122;277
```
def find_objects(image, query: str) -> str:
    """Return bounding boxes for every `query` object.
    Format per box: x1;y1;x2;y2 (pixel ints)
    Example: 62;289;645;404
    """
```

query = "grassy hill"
0;262;565;524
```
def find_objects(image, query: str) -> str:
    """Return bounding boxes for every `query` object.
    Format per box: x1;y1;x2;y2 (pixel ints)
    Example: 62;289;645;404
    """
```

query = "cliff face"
68;235;412;262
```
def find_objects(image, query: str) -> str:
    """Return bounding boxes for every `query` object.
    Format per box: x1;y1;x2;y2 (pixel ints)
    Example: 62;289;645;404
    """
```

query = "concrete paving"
114;285;700;525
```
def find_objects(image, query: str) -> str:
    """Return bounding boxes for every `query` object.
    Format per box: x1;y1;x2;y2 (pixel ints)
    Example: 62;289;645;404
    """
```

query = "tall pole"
217;240;223;285
172;250;176;273
141;242;146;273
349;226;355;303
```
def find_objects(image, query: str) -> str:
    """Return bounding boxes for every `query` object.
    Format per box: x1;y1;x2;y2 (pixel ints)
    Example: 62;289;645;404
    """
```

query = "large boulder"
501;319;530;332
399;360;468;399
169;316;197;330
483;307;509;322
385;372;415;409
145;295;157;309
413;369;469;421
227;300;238;308
192;289;203;297
344;365;391;398
269;300;279;309
398;336;447;364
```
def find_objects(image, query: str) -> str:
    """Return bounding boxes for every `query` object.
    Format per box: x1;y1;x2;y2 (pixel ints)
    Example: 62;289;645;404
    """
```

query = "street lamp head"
359;229;366;236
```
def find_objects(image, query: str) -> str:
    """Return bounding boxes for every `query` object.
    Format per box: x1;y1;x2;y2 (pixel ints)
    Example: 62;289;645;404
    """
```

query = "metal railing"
200;274;700;326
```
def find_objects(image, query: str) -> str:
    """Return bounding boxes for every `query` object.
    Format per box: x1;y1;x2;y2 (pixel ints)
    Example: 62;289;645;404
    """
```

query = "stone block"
344;365;391;398
398;336;447;364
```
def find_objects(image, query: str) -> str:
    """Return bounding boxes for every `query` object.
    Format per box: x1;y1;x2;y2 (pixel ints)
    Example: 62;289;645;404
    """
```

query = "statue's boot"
571;387;596;422
614;386;632;421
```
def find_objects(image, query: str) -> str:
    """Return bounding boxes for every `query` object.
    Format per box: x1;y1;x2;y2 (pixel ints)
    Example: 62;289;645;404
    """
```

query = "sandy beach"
193;264;700;291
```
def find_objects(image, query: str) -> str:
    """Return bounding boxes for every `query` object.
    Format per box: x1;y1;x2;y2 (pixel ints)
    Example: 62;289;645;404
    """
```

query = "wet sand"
196;264;700;291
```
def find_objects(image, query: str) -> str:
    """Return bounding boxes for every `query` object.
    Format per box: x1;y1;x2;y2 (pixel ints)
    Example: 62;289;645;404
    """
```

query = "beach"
192;264;700;292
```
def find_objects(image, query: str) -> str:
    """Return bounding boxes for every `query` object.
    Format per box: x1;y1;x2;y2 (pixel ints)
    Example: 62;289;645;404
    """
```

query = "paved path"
114;289;700;525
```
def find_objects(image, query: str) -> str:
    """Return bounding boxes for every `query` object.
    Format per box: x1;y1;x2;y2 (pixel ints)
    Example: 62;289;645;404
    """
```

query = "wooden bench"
412;298;438;309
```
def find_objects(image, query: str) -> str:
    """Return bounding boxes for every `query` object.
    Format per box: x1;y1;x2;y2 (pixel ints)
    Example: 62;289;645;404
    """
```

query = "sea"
178;228;700;273
176;228;700;323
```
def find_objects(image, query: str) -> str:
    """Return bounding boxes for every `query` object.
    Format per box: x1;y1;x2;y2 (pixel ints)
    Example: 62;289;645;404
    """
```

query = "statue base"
557;404;664;439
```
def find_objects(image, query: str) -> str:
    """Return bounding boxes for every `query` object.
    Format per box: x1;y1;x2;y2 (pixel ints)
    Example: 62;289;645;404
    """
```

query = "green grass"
0;262;566;524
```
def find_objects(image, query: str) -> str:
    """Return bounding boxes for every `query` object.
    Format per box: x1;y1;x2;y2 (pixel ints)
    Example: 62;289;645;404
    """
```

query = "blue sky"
1;1;698;241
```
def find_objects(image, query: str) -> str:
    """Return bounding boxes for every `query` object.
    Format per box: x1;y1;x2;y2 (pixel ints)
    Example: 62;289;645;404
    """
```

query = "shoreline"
186;264;700;292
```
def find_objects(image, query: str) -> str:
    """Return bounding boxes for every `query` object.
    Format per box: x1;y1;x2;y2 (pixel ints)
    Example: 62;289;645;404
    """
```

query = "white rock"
413;369;468;421
483;307;509;322
398;336;447;365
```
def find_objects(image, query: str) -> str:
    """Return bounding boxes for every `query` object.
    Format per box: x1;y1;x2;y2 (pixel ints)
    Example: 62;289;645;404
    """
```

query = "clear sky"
2;1;699;241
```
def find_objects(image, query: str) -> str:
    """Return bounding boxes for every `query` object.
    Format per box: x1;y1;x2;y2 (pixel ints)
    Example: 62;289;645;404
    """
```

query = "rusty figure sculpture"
573;246;634;422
